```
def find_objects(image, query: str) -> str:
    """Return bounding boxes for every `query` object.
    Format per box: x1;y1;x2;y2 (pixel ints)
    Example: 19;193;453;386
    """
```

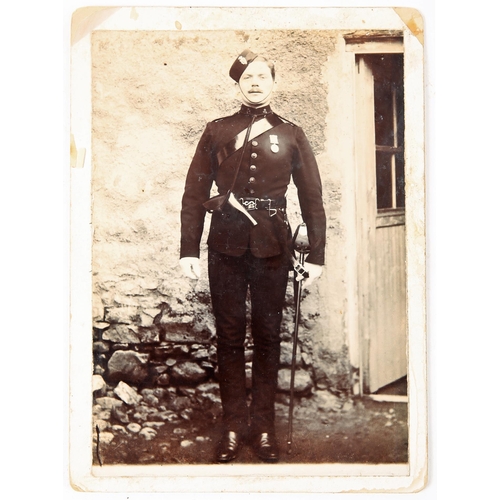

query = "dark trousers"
208;249;289;435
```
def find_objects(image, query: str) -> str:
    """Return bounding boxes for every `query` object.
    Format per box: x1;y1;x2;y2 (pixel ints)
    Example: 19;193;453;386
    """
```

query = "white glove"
179;257;201;280
301;262;323;288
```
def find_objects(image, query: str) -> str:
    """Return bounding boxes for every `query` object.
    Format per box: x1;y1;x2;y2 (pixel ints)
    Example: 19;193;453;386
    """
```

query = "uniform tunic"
180;104;326;265
180;104;326;434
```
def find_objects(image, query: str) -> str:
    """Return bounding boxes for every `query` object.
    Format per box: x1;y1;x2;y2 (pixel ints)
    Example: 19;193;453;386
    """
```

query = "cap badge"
270;135;279;153
238;55;248;65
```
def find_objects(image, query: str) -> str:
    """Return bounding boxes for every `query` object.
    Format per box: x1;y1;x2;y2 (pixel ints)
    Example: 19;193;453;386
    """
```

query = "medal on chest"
269;134;279;153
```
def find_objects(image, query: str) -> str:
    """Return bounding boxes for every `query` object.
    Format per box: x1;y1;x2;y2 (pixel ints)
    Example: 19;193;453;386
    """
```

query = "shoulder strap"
227;115;255;192
274;113;297;127
216;113;284;166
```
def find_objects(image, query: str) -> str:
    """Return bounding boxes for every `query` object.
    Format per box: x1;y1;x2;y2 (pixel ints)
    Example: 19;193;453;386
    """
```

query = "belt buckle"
266;199;277;217
240;198;258;211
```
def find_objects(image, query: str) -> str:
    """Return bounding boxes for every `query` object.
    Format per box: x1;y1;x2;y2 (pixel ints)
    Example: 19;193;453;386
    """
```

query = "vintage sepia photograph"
70;6;426;493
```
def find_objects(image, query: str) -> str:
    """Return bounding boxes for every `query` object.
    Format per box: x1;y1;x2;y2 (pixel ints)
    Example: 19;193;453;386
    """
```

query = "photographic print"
70;6;426;493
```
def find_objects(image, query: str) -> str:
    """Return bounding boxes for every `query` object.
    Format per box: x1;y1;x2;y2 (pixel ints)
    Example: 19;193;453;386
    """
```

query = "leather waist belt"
238;197;286;217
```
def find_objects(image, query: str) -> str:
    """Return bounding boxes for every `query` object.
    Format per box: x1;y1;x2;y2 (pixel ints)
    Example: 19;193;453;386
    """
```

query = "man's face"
238;60;275;106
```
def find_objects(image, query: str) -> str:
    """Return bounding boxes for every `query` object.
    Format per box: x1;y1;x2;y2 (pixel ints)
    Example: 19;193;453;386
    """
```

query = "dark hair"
253;55;276;80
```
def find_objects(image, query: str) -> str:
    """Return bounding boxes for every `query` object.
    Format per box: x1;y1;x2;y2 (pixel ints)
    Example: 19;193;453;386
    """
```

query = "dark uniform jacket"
180;104;326;266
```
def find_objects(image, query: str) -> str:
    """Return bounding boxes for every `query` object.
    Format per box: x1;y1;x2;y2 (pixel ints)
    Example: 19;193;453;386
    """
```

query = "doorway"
354;48;408;395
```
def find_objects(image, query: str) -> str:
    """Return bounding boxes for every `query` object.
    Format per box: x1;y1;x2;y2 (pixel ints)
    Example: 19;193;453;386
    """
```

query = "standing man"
179;50;326;463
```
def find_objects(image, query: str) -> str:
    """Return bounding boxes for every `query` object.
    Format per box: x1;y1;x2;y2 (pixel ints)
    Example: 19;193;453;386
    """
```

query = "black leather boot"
216;430;243;463
252;432;279;463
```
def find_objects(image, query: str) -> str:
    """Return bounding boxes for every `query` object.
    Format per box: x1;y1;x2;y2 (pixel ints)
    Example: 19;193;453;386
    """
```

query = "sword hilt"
292;222;311;254
292;223;310;281
292;258;309;280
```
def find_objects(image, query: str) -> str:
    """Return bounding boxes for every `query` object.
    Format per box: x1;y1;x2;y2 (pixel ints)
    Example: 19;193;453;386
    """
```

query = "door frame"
345;34;407;395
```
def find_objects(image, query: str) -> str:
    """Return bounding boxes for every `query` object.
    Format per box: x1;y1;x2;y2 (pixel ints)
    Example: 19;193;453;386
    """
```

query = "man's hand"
179;257;201;279
300;262;323;288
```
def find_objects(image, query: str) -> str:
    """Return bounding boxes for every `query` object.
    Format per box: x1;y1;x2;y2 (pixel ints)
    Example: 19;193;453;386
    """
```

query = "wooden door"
355;52;408;394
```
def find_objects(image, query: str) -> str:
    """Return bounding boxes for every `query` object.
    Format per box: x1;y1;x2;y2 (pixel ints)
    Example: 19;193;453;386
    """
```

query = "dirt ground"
94;397;408;466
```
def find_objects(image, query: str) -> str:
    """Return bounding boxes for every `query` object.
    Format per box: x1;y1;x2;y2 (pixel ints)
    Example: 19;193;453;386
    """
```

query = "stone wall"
92;29;353;408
